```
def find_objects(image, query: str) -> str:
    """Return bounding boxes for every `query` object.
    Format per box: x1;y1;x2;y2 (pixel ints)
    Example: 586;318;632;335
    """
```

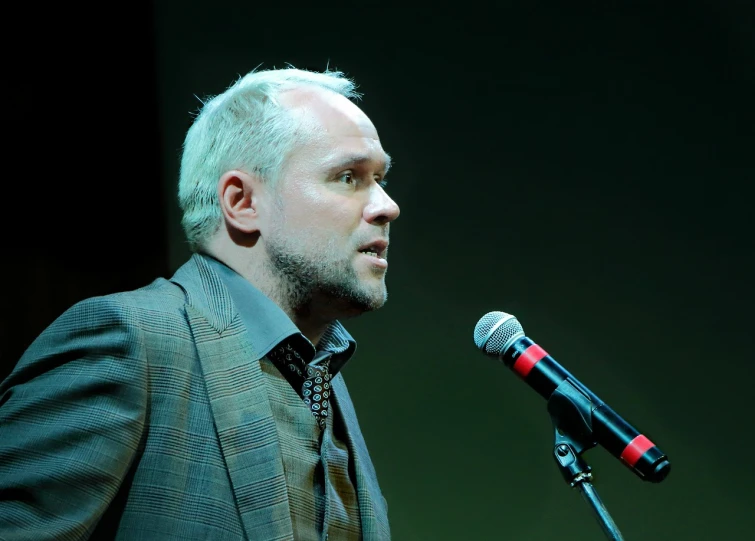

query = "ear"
217;169;262;234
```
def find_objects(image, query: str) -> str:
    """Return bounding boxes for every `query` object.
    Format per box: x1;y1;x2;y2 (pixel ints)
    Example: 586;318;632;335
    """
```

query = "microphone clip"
548;379;626;540
548;376;600;484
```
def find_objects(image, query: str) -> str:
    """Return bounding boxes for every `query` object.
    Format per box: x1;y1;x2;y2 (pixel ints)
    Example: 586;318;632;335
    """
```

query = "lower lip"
359;252;388;269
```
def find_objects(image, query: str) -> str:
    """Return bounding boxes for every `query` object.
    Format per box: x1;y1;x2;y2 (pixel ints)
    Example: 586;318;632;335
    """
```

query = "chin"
339;286;388;315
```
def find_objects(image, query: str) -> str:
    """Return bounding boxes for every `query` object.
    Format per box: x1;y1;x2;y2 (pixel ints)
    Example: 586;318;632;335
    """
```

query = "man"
0;66;400;541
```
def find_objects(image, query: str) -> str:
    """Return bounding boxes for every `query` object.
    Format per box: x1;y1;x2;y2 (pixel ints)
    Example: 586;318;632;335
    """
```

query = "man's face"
262;88;400;317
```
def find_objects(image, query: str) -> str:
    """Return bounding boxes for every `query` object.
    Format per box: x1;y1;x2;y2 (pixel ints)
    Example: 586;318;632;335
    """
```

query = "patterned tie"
268;340;332;430
301;360;332;429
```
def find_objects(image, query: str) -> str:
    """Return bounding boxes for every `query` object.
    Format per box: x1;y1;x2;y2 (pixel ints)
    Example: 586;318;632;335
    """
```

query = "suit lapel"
172;254;389;539
172;255;294;541
331;375;391;540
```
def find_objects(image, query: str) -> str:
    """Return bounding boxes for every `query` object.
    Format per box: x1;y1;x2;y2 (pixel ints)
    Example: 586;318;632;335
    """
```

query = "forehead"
280;87;389;168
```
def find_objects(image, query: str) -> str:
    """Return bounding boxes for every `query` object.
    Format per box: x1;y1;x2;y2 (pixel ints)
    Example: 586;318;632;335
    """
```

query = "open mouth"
358;241;387;259
359;248;383;258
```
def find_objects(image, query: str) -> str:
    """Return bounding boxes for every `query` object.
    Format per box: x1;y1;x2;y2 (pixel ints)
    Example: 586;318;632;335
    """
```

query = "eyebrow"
329;152;392;175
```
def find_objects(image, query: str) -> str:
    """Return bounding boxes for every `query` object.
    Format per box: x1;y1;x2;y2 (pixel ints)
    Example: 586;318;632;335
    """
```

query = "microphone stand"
548;380;625;540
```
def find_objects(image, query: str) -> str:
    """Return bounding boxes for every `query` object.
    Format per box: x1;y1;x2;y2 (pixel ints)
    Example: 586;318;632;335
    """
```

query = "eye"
337;172;355;184
377;177;389;189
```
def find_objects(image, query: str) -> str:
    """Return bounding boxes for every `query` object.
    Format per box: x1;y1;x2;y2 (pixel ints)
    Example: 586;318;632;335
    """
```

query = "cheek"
287;186;361;229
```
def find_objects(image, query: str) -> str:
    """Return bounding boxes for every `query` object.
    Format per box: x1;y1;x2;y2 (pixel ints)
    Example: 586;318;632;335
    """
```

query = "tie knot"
267;341;332;430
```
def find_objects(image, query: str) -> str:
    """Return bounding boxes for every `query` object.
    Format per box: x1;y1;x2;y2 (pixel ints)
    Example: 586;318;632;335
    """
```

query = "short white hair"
178;66;360;252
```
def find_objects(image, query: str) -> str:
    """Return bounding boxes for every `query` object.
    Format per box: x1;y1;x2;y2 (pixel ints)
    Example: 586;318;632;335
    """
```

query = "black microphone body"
476;313;670;483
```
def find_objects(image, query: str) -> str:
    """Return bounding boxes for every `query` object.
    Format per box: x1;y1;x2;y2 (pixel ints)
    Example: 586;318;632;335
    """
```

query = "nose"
364;184;400;226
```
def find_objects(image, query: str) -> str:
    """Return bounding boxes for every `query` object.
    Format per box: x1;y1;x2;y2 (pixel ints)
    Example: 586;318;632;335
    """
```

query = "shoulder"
7;278;191;381
43;277;188;334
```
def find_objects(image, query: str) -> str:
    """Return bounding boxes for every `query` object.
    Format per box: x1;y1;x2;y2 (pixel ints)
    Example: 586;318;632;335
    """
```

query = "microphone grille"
473;311;524;355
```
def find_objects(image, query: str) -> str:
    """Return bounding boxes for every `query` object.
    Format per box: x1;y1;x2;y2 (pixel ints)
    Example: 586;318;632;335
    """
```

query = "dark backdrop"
4;1;754;539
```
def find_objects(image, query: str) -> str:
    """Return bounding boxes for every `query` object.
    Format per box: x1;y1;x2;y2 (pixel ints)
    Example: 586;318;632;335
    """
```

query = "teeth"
363;251;378;257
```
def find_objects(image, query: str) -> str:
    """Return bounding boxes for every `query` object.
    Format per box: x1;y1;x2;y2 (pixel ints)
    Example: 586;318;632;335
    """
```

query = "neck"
204;240;334;346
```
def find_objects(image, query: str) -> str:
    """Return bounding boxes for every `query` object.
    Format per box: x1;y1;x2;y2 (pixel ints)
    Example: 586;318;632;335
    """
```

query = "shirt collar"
200;253;357;375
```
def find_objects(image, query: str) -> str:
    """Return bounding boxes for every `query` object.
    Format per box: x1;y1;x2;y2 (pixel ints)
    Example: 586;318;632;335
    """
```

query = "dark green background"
4;1;754;539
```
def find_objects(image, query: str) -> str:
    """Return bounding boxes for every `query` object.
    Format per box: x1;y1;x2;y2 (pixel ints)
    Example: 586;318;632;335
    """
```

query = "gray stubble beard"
264;235;387;319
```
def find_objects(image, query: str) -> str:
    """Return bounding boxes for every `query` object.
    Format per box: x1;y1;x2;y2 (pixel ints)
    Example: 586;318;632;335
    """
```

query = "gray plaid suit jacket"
0;254;390;540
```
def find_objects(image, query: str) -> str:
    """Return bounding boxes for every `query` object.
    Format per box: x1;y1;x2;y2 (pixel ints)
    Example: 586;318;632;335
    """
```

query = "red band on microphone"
513;344;548;377
620;435;655;466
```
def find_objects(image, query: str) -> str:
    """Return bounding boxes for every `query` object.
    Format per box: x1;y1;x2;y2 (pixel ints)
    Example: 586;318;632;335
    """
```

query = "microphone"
474;311;670;483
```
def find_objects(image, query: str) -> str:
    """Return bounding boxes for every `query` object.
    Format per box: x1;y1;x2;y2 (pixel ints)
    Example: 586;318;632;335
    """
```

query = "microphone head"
474;311;525;356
